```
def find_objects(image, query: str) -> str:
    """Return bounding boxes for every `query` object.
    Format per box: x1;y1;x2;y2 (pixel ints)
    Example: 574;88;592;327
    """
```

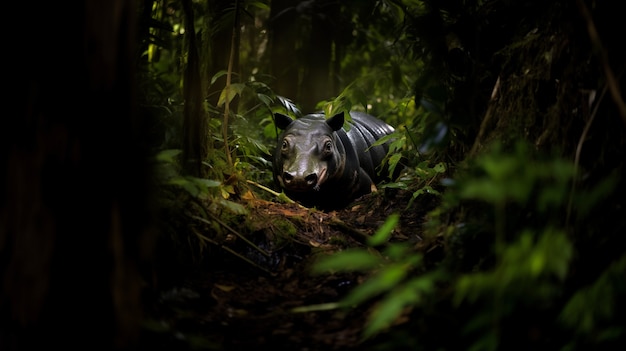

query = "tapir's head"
273;112;346;193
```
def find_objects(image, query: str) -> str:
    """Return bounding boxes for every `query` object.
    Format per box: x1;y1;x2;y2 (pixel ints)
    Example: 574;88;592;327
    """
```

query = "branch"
222;0;241;169
577;0;626;127
566;83;608;226
469;75;501;156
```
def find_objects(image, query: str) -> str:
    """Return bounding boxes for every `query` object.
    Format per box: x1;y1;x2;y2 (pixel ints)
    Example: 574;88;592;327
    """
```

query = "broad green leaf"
248;1;270;10
218;83;246;107
368;214;399;247
363;287;412;337
311;249;382;274
433;162;446;173
155;149;182;163
257;93;274;107
342;264;407;306
167;177;199;197
217;198;248;215
459;179;507;203
363;273;436;338
210;70;228;85
386;153;403;176
196;178;221;188
380;182;408;190
384;244;421;263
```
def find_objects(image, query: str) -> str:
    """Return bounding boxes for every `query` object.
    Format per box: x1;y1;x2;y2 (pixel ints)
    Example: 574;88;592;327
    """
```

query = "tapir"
273;111;395;210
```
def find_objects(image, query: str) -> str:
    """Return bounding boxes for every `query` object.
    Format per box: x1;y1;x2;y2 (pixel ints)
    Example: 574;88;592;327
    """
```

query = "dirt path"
140;189;438;350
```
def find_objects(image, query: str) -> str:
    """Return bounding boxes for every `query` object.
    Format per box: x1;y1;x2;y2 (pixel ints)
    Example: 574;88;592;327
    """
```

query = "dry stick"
190;228;274;275
246;179;298;205
469;75;501;156
246;179;284;198
189;213;271;258
222;0;240;168
328;217;375;247
566;84;608;226
577;0;626;127
567;0;626;226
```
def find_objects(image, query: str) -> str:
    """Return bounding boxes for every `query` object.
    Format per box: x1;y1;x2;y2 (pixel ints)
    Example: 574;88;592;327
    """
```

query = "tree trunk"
300;0;339;112
268;0;301;108
1;1;155;349
181;0;208;177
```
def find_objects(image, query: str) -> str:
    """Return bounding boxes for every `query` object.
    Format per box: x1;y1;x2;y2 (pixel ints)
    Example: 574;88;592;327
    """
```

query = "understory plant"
312;140;624;350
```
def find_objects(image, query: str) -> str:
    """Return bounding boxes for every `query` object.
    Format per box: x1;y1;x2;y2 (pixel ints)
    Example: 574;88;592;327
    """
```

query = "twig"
290;302;341;313
566;83;608;226
328;217;373;246
190;213;270;257
246;179;284;198
246;179;302;207
222;0;241;168
577;0;626;127
470;75;501;156
191;228;274;275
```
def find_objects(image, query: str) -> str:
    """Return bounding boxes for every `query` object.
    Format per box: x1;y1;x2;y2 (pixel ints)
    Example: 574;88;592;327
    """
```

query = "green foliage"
458;142;575;207
454;227;574;349
312;139;623;348
312;248;383;274
137;1;626;349
312;214;444;339
383;160;446;209
424;140;624;350
559;254;626;347
153;148;248;260
155;149;248;215
320;81;449;204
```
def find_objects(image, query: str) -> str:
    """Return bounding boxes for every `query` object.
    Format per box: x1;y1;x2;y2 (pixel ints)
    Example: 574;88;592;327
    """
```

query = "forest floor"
139;187;441;351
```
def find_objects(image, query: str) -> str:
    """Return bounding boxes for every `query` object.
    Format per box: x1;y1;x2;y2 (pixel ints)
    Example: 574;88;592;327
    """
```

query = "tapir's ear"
274;113;294;130
326;112;345;131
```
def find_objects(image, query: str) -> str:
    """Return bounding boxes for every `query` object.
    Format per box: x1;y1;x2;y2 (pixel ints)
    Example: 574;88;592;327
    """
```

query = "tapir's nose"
283;171;318;189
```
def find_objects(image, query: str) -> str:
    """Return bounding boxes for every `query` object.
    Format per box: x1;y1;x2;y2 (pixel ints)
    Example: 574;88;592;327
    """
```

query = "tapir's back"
340;111;395;182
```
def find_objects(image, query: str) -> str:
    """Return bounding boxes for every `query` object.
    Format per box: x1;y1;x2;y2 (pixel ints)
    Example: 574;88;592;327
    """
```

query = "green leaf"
248;1;270;10
459;179;507;203
363;273;436;338
380;181;408;190
155;149;182;163
367;214;399;247
257;93;274;107
342;264;407;306
196;178;221;188
363;288;411;337
311;249;383;274
217;198;248;215
218;83;246;107
386;153;403;177
433;162;446;173
210;70;228;85
168;177;200;197
388;136;405;153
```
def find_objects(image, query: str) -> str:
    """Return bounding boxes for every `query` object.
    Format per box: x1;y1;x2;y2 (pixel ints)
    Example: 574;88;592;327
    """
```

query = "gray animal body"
273;111;395;210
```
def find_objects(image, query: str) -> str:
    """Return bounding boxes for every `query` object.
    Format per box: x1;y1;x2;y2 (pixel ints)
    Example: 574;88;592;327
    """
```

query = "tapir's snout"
282;171;318;189
280;165;326;192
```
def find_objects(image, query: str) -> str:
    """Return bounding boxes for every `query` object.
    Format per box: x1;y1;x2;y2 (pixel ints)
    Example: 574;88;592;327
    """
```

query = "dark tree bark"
181;0;208;177
1;1;155;350
300;0;340;112
268;0;344;113
268;0;301;107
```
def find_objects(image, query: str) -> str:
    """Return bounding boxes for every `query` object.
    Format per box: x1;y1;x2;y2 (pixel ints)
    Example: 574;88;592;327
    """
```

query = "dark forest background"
1;0;625;350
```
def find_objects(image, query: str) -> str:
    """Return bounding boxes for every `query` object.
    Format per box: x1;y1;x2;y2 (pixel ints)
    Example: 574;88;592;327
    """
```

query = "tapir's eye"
281;139;289;152
324;140;333;153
